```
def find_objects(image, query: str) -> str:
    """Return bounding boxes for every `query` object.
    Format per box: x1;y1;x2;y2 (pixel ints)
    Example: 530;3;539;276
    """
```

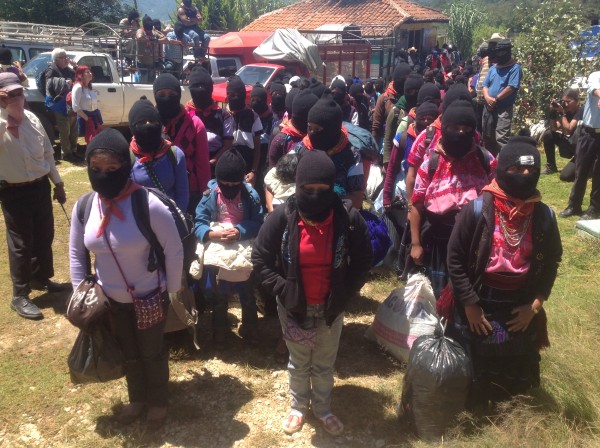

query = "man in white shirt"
0;73;69;320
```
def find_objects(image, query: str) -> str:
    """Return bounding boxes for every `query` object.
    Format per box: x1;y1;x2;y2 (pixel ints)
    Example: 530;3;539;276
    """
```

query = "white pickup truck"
23;51;192;141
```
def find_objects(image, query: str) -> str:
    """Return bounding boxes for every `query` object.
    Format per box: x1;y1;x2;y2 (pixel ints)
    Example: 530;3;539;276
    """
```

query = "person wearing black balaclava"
298;91;364;209
383;74;425;166
154;73;210;213
252;149;372;436
268;89;319;168
482;39;522;156
72;127;184;429
194;148;264;347
270;82;287;123
250;83;275;204
371;62;412;143
226;76;263;187
176;0;210;58
447;135;562;408
409;99;496;297
129;99;189;210
185;66;234;172
349;83;371;131
330;78;358;124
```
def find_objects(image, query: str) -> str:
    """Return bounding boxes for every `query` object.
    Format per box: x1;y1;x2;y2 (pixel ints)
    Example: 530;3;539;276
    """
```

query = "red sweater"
298;211;334;305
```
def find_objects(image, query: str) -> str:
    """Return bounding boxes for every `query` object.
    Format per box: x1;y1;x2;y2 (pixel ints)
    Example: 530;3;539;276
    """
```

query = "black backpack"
36;69;48;97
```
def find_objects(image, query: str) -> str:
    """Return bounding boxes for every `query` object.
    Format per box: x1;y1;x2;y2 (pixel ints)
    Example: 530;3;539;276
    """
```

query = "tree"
512;0;600;127
445;0;483;57
0;0;126;26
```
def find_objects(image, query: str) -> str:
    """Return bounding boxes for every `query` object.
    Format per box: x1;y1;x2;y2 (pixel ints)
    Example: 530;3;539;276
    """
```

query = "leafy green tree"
512;0;600;126
445;0;483;57
0;0;126;26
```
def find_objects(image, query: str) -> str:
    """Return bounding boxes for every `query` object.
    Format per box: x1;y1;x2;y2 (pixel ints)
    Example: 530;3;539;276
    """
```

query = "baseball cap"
0;72;22;92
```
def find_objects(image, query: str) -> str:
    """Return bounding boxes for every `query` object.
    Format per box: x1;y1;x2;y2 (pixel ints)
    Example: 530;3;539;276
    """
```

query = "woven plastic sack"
365;273;437;362
399;323;472;441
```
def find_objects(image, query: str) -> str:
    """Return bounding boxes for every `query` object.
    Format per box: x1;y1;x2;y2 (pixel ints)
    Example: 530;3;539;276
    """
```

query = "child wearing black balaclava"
193;149;264;347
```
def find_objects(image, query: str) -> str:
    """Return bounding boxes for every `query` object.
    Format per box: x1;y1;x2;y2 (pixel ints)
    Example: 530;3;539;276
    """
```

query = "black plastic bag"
68;324;124;384
399;324;472;441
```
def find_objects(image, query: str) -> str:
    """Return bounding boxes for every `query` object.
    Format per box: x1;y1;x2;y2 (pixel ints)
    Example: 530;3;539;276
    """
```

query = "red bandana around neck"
482;179;542;220
130;137;172;164
280;118;305;138
302;125;349;156
185;99;219;117
162;107;187;139
96;181;142;237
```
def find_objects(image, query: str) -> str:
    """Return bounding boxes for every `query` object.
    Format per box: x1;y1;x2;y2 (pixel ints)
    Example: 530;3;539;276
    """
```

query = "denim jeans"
110;298;169;407
277;302;344;418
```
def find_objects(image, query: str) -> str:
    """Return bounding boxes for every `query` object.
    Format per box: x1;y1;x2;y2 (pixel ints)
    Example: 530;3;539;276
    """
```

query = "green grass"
0;151;599;446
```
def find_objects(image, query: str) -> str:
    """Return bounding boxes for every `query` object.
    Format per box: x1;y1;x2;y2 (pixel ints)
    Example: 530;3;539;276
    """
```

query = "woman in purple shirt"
128;99;189;211
69;129;184;428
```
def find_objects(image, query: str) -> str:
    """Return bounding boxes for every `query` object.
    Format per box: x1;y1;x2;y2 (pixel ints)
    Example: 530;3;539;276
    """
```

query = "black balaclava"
349;82;365;102
292;89;319;134
295;149;337;222
153;73;182;122
285;87;299;115
250;83;269;115
226;76;247;112
308;77;326;98
441;99;476;159
442;83;472;113
85;128;132;199
128;99;163;153
270;82;287;113
423;69;434;83
417;82;441;106
307;91;343;150
215;149;246;199
142;15;153;32
403;74;424;110
344;75;354;91
330;79;347;107
392;62;412;95
189;66;214;109
495;39;512;65
415;101;439;133
364;82;374;95
496;136;540;200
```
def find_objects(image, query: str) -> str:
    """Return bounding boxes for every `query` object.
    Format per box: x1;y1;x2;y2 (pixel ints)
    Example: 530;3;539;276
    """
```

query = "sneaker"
542;164;558;174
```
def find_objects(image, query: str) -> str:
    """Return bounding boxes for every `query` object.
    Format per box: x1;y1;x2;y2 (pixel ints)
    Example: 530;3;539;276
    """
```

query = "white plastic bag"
365;273;438;362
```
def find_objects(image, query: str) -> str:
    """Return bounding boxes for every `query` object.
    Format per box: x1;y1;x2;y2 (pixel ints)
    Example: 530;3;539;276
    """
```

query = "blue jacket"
194;179;264;243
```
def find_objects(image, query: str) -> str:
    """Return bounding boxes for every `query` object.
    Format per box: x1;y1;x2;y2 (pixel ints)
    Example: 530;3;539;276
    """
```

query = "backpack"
428;146;491;179
398;126;436;163
76;188;199;346
37;67;49;97
344;121;379;162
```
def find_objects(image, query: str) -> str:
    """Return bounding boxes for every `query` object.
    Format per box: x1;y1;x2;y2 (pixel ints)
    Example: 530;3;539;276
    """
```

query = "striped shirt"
476;56;490;101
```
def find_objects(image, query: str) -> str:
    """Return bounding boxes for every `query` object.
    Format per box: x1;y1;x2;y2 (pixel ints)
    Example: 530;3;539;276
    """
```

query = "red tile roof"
241;0;448;36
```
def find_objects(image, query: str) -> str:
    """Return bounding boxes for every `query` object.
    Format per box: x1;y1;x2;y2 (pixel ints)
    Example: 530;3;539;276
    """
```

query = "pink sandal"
282;410;304;435
320;413;344;436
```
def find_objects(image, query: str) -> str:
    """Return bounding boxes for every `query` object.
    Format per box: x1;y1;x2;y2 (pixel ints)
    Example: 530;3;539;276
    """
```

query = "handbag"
68;323;124;384
104;232;166;330
66;276;111;332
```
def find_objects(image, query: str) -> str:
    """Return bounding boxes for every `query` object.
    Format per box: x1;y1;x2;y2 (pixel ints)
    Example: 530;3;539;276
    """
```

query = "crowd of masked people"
0;30;570;435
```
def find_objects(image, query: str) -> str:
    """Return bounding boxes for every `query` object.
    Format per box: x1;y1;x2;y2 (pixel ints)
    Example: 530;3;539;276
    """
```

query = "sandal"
282;410;304;435
320;413;344;436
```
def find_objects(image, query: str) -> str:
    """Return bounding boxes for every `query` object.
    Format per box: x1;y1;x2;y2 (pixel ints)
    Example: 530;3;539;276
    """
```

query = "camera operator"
542;88;582;176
